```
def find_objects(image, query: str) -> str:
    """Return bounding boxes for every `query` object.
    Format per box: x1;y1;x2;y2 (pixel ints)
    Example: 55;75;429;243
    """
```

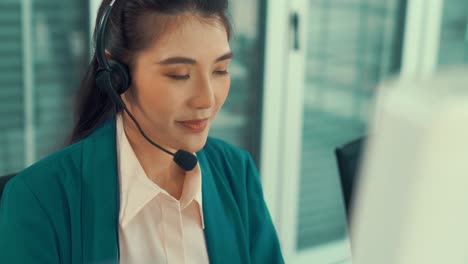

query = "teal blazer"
0;119;283;263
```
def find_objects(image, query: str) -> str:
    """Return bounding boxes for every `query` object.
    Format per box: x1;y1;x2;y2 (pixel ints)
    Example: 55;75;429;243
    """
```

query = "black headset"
95;0;130;97
94;0;198;171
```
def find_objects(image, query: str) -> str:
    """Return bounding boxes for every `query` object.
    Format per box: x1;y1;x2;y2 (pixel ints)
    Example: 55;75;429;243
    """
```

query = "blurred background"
0;0;467;263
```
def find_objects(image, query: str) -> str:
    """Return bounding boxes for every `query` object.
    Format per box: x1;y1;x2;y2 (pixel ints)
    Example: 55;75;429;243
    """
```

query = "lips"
176;118;209;133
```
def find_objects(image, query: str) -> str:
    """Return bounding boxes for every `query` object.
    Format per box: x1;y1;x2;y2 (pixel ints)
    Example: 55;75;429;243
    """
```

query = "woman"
0;0;283;263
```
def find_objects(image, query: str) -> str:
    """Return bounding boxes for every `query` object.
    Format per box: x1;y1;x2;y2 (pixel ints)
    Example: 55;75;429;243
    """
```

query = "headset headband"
95;0;116;70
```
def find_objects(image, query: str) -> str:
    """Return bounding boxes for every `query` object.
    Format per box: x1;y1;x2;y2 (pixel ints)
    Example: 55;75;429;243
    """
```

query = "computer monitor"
351;66;468;264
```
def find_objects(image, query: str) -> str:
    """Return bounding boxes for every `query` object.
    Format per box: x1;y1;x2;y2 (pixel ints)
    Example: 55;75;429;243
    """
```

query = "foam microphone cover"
173;150;198;171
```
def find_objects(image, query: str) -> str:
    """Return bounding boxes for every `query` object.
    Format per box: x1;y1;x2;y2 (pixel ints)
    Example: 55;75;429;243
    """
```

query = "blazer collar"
197;149;248;263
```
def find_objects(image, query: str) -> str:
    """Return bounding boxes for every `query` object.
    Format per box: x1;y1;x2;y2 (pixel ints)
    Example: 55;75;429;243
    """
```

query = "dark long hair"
69;0;231;144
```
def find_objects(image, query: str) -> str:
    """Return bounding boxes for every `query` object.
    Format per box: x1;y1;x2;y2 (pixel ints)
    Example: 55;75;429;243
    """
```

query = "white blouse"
116;113;209;264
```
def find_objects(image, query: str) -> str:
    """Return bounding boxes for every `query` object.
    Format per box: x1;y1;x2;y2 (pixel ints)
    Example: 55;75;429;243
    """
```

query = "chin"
176;134;209;153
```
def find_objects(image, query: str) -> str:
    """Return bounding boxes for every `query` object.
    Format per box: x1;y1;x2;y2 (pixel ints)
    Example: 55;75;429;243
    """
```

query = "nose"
189;76;215;109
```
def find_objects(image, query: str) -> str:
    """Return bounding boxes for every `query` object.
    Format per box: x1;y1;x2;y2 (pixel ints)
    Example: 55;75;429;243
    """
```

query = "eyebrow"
157;52;233;65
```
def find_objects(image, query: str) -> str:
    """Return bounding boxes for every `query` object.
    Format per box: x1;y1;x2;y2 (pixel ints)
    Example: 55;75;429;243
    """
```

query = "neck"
121;110;186;199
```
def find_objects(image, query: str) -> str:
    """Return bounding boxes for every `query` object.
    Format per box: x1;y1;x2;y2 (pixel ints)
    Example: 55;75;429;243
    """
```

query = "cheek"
215;77;231;106
134;76;184;117
146;87;186;118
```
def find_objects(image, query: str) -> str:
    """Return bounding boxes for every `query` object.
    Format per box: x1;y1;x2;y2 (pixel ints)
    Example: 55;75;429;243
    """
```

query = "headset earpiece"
108;60;131;94
95;60;130;97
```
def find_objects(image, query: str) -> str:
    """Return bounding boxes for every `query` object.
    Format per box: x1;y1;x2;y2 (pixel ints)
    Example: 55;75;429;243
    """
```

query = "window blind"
32;0;89;159
0;1;24;175
0;0;88;175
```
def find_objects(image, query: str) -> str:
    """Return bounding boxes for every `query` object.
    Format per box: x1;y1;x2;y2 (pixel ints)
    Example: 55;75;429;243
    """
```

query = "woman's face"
124;15;231;153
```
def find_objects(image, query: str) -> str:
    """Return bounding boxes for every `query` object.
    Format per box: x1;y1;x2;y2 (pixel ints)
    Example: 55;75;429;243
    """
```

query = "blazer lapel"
81;118;120;263
198;150;249;264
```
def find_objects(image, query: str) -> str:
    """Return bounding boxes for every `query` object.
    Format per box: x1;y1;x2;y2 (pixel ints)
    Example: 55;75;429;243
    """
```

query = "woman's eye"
167;74;190;80
214;70;229;76
166;71;228;80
